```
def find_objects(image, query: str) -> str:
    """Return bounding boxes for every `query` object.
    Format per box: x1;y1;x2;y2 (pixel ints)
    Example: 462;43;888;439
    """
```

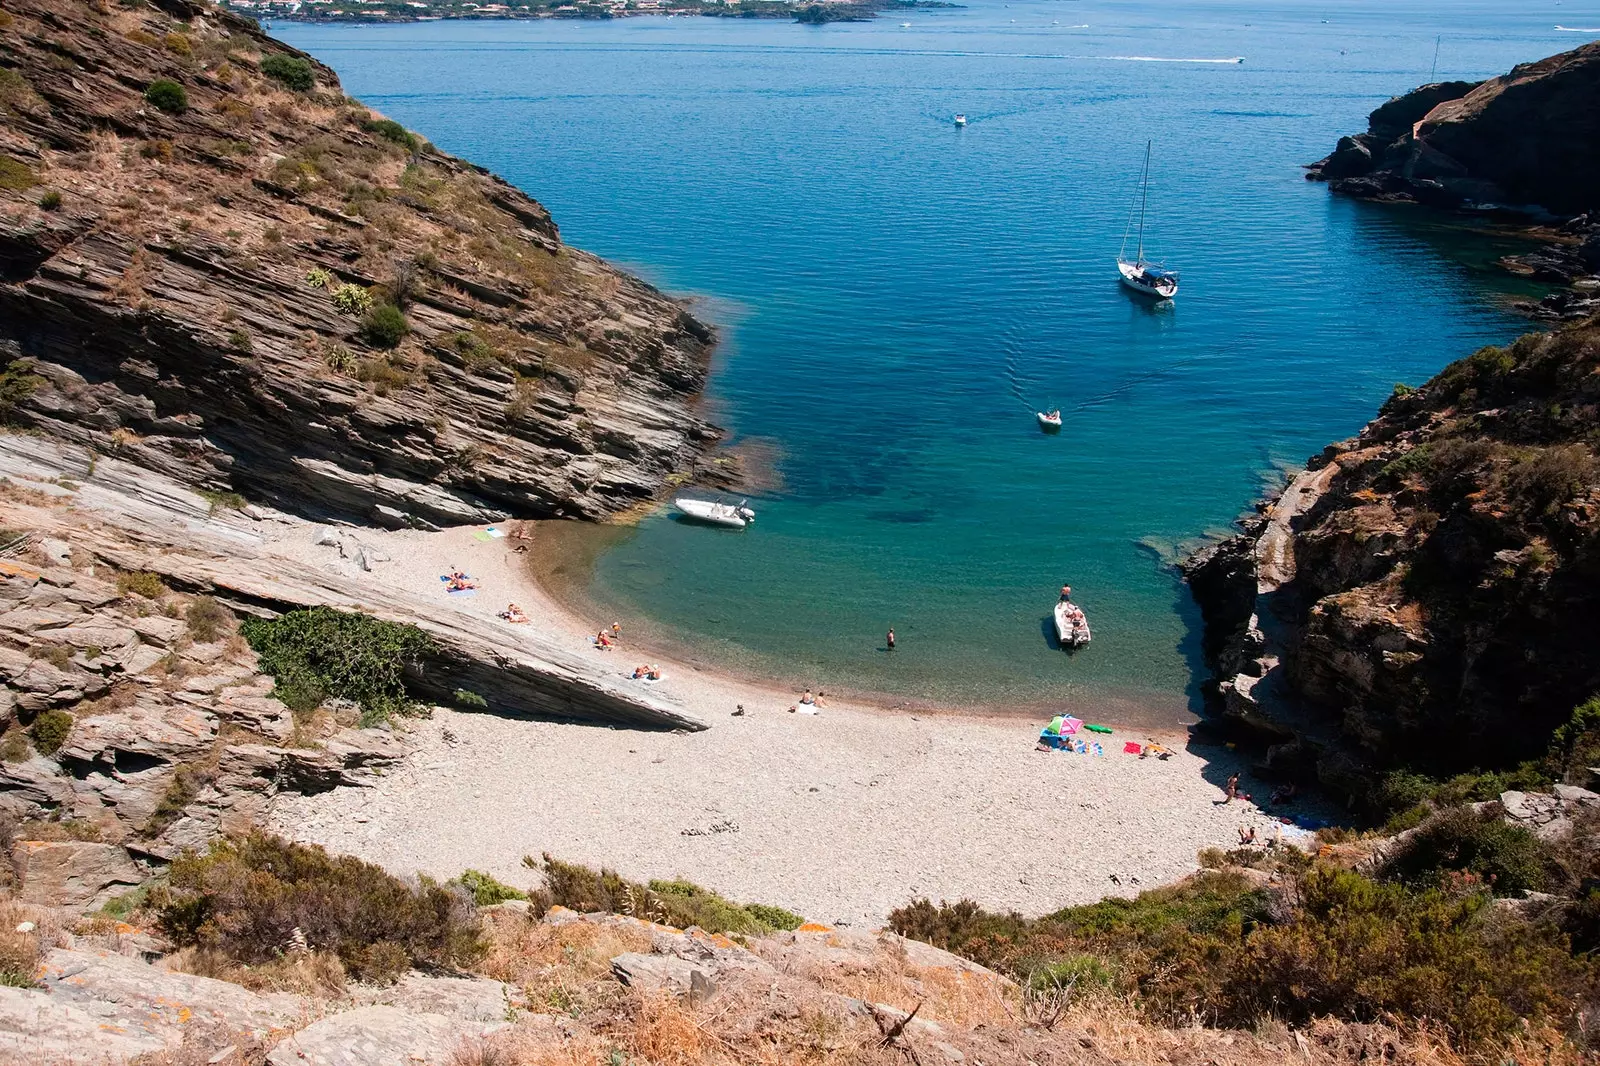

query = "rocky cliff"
1307;42;1600;321
0;0;726;529
1184;320;1600;799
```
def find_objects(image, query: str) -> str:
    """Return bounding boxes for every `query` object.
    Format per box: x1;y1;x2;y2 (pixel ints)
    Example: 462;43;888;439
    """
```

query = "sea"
278;0;1600;724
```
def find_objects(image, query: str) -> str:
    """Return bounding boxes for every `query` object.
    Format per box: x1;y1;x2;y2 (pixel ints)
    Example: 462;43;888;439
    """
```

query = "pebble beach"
268;524;1309;926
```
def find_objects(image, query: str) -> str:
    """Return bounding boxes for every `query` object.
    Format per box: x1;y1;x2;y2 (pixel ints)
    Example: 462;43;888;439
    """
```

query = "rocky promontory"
0;0;726;529
1307;41;1600;319
1185;319;1600;802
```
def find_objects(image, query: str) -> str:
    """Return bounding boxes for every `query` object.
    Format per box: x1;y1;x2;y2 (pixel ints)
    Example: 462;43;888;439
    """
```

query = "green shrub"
116;570;168;600
158;832;483;981
330;283;372;315
454;869;527;906
452;688;488;709
185;596;232;643
1027;954;1114;999
323;344;356;373
239;606;436;725
1498;443;1598;517
0;156;36;192
30;710;72;755
1383;806;1546;896
363;118;417;151
360;304;409;350
38;189;61;211
144;79;188;114
447;331;503;374
1549;696;1600;783
260;54;315;92
226;328;252;353
0;356;42;424
525;855;804;935
305;267;334;289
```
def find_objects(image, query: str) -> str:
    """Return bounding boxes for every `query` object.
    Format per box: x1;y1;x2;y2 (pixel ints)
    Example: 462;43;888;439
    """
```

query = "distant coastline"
223;0;960;25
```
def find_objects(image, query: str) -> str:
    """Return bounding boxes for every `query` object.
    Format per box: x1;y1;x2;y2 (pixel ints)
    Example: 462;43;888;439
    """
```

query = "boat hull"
1037;412;1062;432
1054;601;1091;647
673;498;749;529
1117;260;1178;299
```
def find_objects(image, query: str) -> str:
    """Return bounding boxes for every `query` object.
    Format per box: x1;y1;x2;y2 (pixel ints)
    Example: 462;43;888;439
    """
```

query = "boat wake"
1554;25;1600;32
1103;55;1246;64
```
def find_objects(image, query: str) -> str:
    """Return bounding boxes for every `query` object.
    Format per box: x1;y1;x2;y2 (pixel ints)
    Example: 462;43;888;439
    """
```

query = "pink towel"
1123;741;1143;755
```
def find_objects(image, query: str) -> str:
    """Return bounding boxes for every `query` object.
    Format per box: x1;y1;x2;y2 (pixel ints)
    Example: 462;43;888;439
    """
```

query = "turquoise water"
281;2;1592;721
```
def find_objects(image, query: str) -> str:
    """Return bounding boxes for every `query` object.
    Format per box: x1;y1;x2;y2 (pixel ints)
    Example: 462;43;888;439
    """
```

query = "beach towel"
472;531;493;542
486;526;506;539
1073;738;1088;754
1123;741;1143;755
1085;723;1113;735
446;588;478;597
1091;742;1104;756
795;703;818;715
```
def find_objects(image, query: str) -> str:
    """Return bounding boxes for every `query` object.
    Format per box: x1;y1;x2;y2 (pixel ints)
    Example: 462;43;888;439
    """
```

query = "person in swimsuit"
886;628;896;651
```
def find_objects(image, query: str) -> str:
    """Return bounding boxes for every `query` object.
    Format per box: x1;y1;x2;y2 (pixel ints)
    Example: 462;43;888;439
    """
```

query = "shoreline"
263;520;1321;924
520;517;1199;732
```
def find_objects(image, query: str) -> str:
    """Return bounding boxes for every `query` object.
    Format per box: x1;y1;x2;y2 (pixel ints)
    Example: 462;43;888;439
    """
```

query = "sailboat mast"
1136;140;1151;265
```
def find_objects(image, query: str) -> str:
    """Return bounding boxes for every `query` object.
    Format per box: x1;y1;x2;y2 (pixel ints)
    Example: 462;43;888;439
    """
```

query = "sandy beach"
266;523;1308;926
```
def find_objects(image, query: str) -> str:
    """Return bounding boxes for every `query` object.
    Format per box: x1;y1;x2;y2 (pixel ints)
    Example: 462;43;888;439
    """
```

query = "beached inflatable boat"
1054;600;1091;647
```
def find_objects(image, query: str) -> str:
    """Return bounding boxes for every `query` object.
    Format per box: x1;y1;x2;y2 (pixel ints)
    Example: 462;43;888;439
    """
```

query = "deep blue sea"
281;1;1600;723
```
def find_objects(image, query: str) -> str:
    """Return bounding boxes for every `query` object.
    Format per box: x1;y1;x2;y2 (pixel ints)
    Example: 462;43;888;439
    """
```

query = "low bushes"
360;303;409;349
454;869;527;906
260;54;315;92
143;79;187;114
30;710;72;755
239;607;436;725
1384;805;1546;896
890;866;1595;1048
158;833;483;983
185;595;231;643
525;855;804;935
363;117;417;152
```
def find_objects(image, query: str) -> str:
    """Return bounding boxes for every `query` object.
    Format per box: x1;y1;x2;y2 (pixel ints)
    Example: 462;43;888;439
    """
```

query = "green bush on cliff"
159;833;483;982
360;304;409;350
362;117;418;152
239;607;436;725
143;79;188;114
453;869;527;906
260;54;315;92
1383;806;1546;896
1550;697;1600;783
30;710;72;755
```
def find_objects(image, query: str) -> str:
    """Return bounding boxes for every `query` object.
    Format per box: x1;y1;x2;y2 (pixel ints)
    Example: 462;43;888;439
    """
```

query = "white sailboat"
673;497;756;529
1117;141;1179;300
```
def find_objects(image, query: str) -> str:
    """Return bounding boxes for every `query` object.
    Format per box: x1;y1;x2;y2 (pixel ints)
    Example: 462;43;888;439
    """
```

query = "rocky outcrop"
0;0;728;530
1185;321;1600;798
1307;44;1600;320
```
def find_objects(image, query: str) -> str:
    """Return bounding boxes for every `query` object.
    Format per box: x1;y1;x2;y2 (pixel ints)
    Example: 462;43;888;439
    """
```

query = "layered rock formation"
1185;321;1600;798
0;0;726;529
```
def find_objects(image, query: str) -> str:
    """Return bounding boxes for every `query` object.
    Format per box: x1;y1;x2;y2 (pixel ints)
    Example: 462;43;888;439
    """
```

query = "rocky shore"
1183;319;1600;804
1306;40;1600;321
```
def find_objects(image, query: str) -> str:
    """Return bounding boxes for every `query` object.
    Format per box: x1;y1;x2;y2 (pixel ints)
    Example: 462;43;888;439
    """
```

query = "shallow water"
281;1;1594;721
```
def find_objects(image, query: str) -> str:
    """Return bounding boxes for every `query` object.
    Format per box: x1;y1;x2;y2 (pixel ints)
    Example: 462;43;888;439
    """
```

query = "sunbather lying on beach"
499;603;529;623
630;664;662;680
447;576;478;591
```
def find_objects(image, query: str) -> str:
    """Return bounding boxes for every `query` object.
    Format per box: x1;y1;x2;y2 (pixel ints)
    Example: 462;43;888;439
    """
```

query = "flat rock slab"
353;972;519;1023
13;841;144;909
37;947;304;1045
0;984;168;1065
265;1005;497;1066
610;952;716;1002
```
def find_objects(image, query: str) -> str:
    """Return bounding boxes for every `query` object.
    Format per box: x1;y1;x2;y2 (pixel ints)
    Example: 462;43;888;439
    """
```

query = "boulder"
55;702;217;764
12;841;144;909
610;952;717;1003
353;972;521;1023
1317;135;1376;180
264;1005;498;1066
0;985;168;1064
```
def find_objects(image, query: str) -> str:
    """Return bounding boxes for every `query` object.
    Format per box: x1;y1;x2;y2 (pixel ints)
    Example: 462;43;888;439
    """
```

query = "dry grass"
166;945;347;998
776;939;1015;1030
480;911;651;1017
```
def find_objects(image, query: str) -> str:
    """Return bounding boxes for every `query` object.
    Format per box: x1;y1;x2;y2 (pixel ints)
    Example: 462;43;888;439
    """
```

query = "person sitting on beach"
799;689;815;705
611;622;622;641
647;666;663;681
595;631;613;650
815;690;827;707
500;603;529;623
632;664;651;679
1238;825;1257;846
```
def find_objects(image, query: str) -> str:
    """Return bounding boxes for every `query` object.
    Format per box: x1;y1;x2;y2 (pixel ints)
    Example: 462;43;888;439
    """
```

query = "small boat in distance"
1054;599;1091;648
954;113;967;127
1117;140;1179;300
673;497;756;529
1037;409;1062;431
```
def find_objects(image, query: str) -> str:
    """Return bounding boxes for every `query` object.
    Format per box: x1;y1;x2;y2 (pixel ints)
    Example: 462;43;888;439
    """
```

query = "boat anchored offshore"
1037;409;1062;431
954;113;967;126
1117;140;1179;300
1054;599;1091;648
673;497;756;529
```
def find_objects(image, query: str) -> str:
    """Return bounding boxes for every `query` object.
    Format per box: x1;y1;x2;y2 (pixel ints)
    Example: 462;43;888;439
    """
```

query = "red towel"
1123;741;1143;755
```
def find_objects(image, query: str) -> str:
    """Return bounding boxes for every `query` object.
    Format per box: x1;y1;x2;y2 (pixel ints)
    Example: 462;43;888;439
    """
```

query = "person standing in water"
1060;584;1073;602
886;628;896;651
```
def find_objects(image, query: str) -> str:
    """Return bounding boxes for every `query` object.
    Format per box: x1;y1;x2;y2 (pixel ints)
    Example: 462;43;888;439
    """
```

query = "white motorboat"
954;113;967;126
1054;600;1091;647
673;497;756;529
1037;409;1062;431
1117;140;1179;300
